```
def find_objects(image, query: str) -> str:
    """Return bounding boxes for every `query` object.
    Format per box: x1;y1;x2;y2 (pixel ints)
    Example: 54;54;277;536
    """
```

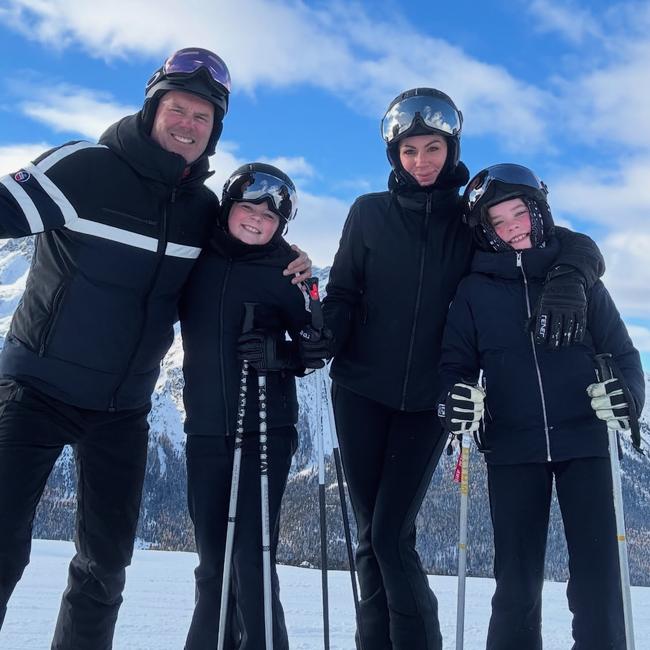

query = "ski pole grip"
305;277;324;332
595;352;614;382
242;302;257;334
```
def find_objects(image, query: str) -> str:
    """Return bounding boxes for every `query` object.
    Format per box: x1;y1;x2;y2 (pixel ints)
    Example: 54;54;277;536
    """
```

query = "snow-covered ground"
2;539;648;649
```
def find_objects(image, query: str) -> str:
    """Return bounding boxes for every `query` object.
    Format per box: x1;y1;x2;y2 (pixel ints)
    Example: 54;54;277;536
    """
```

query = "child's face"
487;197;532;250
228;201;280;245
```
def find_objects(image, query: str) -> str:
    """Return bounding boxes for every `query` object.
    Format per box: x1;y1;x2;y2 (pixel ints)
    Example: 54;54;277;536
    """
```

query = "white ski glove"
586;378;630;431
439;382;486;434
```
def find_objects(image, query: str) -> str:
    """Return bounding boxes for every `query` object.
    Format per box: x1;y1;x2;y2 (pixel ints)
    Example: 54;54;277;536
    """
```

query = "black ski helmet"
142;47;231;157
381;87;463;186
463;163;554;251
221;163;298;234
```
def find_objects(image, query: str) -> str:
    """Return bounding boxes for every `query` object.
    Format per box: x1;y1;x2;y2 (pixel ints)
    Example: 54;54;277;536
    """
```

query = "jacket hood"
470;236;560;280
99;113;213;188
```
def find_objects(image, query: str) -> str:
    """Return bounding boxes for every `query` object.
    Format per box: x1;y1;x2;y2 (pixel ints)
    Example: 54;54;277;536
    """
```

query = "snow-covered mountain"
1;238;649;585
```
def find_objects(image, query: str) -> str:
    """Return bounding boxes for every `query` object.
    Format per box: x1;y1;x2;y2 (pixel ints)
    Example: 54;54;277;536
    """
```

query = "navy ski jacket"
179;228;310;436
440;238;645;465
0;113;218;410
324;169;606;413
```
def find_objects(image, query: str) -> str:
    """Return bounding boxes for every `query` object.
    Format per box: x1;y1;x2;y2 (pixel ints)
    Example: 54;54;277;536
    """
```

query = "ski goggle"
381;93;462;144
147;47;231;97
224;171;298;221
464;163;547;218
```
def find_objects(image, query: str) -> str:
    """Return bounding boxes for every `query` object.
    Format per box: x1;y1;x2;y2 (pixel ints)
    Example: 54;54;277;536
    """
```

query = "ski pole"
217;301;255;650
302;276;330;649
316;368;330;650
322;370;364;650
455;430;470;650
257;361;274;649
595;353;635;650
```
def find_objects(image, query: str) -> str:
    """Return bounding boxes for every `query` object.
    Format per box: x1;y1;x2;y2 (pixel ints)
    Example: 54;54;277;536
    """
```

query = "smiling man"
0;47;308;650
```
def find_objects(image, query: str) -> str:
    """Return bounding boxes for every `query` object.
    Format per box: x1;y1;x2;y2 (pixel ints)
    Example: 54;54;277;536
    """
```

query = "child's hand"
438;383;485;434
586;378;630;431
237;330;299;372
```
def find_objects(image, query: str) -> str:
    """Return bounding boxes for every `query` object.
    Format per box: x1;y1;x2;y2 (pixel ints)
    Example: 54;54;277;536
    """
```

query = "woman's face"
398;134;448;187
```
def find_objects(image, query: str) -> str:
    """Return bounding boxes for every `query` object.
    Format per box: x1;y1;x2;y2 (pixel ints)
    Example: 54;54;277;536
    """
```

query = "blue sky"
0;0;648;368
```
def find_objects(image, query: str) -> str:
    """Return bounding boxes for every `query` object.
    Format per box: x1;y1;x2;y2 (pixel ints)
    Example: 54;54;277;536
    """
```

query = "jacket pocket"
38;283;67;357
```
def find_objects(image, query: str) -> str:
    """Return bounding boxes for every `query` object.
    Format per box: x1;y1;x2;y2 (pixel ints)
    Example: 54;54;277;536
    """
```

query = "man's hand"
586;378;631;431
284;245;312;284
237;330;298;372
438;383;485;434
533;266;587;349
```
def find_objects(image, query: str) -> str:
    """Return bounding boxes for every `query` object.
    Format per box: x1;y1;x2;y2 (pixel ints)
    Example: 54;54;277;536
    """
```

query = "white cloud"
1;0;551;151
599;231;650;319
627;324;650;353
550;157;650;231
526;0;602;43
0;143;53;173
259;156;315;180
19;84;138;140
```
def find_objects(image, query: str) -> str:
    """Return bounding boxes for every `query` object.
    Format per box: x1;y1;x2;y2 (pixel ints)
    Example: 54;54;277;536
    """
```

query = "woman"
322;88;605;649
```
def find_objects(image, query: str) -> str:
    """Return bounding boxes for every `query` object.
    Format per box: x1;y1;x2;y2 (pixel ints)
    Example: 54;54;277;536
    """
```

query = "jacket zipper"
400;193;431;410
517;251;552;461
219;259;233;435
108;188;176;412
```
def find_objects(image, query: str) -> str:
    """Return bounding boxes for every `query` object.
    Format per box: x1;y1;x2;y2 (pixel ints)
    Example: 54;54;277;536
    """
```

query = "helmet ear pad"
473;195;555;252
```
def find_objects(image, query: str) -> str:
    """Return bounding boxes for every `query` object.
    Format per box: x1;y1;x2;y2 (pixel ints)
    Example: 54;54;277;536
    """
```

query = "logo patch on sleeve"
14;170;31;183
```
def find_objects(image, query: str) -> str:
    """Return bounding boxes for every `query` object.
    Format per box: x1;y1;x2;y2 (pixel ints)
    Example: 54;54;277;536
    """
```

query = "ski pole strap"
304;276;324;332
595;353;643;453
242;302;257;334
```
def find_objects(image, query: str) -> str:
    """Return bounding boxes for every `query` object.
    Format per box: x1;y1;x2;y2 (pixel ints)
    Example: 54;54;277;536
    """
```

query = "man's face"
150;90;214;165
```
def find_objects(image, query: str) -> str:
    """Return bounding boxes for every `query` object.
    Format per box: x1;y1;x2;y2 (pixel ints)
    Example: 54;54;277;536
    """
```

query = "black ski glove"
533;265;587;348
237;330;299;372
298;326;334;370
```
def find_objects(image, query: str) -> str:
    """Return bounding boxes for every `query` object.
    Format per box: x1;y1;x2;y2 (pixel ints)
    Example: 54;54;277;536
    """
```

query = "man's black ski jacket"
0;113;217;411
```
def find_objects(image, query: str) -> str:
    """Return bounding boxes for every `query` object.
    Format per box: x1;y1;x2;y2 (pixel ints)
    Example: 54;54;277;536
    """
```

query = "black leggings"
332;383;446;650
486;458;625;650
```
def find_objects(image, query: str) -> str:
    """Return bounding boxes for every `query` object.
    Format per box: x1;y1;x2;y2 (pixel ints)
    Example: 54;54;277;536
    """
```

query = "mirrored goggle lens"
230;172;297;221
381;94;462;143
466;164;545;213
164;48;231;92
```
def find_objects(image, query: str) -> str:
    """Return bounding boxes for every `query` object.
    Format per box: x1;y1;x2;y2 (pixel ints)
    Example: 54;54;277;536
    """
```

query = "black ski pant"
486;457;626;650
332;383;445;650
184;427;297;650
0;378;149;650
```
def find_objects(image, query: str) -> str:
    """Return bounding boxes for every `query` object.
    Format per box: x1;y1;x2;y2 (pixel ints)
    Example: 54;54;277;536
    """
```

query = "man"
0;47;309;649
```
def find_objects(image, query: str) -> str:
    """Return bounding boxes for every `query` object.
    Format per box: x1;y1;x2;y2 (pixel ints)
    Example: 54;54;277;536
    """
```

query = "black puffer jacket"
0;113;217;410
440;238;645;464
324;168;606;413
180;229;310;436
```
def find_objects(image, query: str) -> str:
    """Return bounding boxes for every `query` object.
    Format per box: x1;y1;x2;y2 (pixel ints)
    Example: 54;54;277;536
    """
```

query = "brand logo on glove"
538;314;547;337
14;170;30;183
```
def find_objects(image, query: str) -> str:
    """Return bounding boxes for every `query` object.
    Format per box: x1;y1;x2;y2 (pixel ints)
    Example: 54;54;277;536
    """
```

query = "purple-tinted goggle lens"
164;47;231;93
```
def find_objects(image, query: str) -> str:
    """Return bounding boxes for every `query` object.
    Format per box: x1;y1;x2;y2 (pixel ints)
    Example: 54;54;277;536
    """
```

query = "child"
179;163;329;650
438;163;645;650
